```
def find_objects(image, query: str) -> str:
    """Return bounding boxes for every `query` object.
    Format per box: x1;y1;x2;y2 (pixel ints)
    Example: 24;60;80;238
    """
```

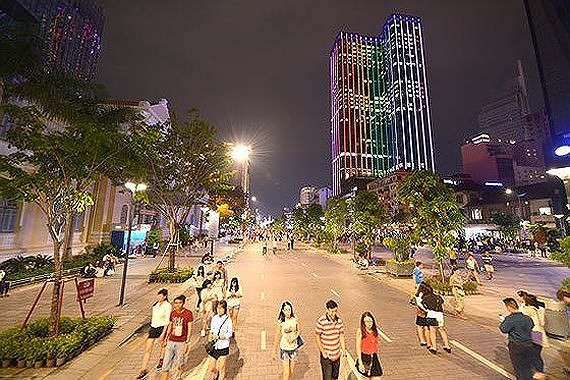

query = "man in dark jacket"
499;298;535;379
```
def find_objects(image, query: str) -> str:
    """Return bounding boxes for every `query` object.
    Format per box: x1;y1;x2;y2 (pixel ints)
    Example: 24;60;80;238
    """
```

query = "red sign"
76;279;95;301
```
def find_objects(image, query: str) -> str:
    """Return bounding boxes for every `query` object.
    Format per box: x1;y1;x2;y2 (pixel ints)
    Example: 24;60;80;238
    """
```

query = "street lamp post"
118;182;147;307
505;188;524;219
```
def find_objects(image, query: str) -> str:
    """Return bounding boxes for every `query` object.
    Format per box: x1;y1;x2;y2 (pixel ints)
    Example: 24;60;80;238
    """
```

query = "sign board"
76;279;95;301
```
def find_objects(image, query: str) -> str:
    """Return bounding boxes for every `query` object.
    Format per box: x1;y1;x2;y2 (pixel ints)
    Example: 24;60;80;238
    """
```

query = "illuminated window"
471;209;482;220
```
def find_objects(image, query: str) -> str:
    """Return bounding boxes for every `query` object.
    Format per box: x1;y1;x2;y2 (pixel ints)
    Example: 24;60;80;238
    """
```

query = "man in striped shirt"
315;300;346;380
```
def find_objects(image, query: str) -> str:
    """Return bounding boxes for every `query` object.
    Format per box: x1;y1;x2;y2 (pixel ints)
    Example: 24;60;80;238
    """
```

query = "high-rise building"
0;0;104;80
330;14;435;196
478;61;530;143
461;134;515;187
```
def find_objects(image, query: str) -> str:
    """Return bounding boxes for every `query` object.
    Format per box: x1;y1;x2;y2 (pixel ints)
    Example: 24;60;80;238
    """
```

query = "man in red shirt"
315;300;346;380
160;295;193;380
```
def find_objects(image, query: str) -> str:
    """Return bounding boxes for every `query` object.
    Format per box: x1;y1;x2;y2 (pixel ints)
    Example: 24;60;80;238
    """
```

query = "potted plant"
383;236;415;277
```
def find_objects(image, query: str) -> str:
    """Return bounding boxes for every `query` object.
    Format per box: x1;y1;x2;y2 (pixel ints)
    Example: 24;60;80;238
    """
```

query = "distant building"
330;14;435;196
461;134;515;187
299;186;319;208
478;61;530;143
0;0;105;80
318;186;333;209
367;170;412;216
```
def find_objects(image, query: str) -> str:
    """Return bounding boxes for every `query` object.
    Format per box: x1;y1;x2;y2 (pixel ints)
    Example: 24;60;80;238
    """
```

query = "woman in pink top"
355;311;383;379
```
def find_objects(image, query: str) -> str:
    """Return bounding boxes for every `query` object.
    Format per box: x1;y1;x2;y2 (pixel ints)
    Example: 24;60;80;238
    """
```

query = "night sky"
96;0;542;217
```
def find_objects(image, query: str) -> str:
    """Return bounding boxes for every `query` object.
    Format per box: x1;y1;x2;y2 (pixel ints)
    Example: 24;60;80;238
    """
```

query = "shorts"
356;353;383;377
484;264;494;273
209;347;229;359
228;304;240;310
415;315;430;326
425;317;439;327
162;341;186;371
148;326;165;339
280;348;299;361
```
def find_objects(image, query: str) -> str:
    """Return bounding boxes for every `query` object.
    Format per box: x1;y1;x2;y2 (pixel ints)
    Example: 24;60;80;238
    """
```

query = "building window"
73;212;84;232
0;198;17;232
538;207;551;216
471;208;482;220
120;205;129;224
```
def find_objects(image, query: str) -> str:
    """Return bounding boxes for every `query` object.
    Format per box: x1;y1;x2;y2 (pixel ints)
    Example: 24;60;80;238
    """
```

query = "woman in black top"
422;290;451;354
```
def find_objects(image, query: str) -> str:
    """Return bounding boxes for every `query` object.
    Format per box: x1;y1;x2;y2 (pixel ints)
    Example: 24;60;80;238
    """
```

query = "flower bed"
424;276;478;295
0;316;116;368
148;267;194;283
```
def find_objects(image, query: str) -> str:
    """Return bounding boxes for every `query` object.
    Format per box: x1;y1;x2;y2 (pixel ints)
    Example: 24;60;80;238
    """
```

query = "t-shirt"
315;315;345;361
168;308;194;342
412;267;423;285
279;317;299;351
482;255;493;265
226;288;242;308
151;301;172;328
210;314;233;349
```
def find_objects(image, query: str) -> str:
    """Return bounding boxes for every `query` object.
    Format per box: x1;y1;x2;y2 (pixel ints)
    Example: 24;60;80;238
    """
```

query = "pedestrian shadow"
293;349;311;379
182;343;207;372
225;336;245;379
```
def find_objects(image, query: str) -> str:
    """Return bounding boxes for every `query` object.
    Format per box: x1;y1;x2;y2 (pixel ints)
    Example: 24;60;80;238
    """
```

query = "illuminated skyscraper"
0;0;104;80
330;14;435;195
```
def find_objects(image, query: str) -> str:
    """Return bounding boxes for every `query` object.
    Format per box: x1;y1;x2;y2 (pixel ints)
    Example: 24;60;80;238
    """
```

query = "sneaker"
136;370;149;379
155;358;163;371
443;347;452;353
201;329;206;337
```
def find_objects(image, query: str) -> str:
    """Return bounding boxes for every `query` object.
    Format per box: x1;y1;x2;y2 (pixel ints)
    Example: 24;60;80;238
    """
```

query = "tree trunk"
439;262;445;283
49;239;63;336
167;217;178;271
62;212;74;260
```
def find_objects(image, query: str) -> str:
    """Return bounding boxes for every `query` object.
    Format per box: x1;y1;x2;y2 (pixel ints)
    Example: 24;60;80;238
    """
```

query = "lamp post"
505;188;525;219
118;182;147;307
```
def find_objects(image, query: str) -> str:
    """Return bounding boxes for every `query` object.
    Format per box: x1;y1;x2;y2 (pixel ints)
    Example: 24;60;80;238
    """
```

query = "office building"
0;0;104;80
299;186;319;208
330;14;435;195
461;134;515;186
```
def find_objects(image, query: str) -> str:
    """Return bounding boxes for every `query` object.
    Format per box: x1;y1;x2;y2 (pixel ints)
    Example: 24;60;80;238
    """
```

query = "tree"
492;212;521;242
348;191;386;257
140;110;232;271
292;204;325;242
324;197;348;252
398;170;466;280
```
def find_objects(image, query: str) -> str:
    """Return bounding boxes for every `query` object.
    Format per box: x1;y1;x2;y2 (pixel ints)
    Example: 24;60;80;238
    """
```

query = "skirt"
356;353;383;377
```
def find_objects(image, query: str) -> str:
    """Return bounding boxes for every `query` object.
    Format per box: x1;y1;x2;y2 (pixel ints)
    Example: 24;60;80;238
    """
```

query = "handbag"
296;335;304;349
205;316;229;355
531;330;543;345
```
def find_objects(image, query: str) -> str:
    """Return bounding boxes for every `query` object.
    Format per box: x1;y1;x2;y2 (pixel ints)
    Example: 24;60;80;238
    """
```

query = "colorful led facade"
0;0;104;80
330;14;435;195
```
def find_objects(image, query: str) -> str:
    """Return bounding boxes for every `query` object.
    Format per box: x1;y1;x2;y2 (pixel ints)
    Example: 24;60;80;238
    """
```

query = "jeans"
508;341;534;380
531;343;544;373
320;354;340;380
163;341;186;372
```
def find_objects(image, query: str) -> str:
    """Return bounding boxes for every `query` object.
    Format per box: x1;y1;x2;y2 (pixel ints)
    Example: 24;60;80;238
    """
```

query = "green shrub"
0;316;115;365
562;277;570;291
550;250;570;267
148;267;194;283
424;276;478;294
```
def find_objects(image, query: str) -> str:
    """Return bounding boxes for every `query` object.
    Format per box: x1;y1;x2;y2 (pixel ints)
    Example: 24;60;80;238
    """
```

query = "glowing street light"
251;196;257;202
231;145;251;162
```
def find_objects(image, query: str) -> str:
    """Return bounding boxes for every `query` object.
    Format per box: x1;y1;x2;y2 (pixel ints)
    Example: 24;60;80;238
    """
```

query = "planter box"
34;360;43;368
17;359;25;368
385;261;415;277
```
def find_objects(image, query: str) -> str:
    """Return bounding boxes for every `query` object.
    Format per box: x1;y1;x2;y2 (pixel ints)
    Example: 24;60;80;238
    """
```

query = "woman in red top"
355;311;383;378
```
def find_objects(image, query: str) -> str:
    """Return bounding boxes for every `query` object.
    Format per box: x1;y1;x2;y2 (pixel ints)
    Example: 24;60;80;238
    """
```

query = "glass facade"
330;14;435;195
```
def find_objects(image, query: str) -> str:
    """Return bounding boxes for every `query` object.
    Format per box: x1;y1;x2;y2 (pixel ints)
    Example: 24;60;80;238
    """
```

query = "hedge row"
424;276;479;295
148;267;194;283
0;316;115;368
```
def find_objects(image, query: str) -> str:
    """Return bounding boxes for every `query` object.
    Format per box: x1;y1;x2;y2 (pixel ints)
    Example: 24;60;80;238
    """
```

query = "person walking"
465;253;481;285
499;298;536;380
315;300;346;380
448;248;458;268
414;282;432;347
193;265;206;311
273;301;301;380
0;269;9;298
262;239;268;255
160;295;193;380
412;261;423;290
481;251;494;280
449;268;467;320
355;312;383;379
212;271;226;303
200;279;218;337
520;294;548;379
136;289;171;379
421;289;451;354
226;277;242;335
206;300;233;380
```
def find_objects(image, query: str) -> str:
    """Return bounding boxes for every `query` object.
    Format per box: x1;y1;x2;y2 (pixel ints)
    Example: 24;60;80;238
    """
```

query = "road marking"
261;330;267;350
450;340;515;379
260;291;265;300
311;272;318;278
330;289;341;298
377;328;393;343
98;368;113;380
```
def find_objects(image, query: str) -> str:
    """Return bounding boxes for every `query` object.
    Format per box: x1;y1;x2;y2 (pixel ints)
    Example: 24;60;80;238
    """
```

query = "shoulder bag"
205;316;229;355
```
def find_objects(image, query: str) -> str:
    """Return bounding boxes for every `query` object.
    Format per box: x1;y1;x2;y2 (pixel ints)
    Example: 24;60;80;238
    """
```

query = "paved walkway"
0;241;239;380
